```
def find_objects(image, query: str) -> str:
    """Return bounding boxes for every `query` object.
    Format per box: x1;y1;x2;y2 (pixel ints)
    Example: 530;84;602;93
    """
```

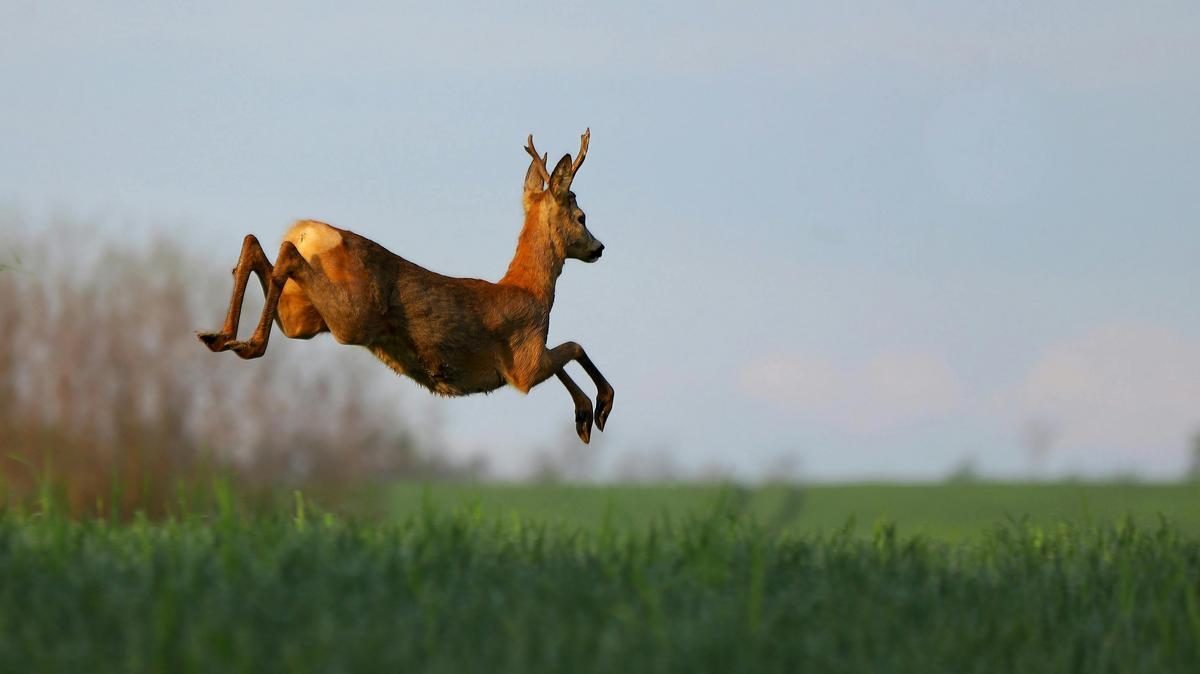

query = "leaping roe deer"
197;129;613;443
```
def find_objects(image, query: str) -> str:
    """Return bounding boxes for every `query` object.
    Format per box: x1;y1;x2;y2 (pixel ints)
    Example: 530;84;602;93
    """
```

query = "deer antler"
525;134;551;185
571;128;590;176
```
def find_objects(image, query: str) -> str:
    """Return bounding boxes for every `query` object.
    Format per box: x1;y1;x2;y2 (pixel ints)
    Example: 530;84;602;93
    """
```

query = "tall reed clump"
0;213;461;518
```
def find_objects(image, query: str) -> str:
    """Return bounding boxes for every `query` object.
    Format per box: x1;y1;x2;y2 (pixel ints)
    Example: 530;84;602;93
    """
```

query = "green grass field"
2;483;1199;673
388;482;1200;539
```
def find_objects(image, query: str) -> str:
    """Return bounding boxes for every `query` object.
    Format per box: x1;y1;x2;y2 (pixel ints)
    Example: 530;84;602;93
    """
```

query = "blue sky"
3;1;1198;479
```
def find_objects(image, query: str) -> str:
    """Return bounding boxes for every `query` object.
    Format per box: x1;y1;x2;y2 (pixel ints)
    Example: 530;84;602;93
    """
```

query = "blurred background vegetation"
0;213;475;518
2;212;1199;527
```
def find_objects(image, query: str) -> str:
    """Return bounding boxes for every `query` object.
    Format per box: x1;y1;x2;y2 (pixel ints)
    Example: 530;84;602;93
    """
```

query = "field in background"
388;482;1200;539
3;499;1198;673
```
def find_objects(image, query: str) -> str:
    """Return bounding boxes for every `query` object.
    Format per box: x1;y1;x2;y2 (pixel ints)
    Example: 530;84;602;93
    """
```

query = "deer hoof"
196;331;231;352
228;340;264;360
575;407;593;444
595;390;614;432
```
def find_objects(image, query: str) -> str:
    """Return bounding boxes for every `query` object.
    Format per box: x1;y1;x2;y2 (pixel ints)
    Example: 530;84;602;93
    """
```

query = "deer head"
523;129;604;263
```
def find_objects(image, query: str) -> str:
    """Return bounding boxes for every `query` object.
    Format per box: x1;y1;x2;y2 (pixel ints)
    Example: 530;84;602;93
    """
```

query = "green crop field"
2;483;1199;673
388;482;1200;539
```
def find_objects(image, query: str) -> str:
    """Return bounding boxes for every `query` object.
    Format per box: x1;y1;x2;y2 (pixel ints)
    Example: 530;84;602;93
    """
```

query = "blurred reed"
0;213;464;518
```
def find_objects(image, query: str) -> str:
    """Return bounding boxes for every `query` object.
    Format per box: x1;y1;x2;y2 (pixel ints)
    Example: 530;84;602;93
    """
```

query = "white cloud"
1009;322;1200;457
739;350;961;434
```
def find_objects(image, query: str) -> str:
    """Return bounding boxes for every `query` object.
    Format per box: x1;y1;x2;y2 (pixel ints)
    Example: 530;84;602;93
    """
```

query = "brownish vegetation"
0;214;460;518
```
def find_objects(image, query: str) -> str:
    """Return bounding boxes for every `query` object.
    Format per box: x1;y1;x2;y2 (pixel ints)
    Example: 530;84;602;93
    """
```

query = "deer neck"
500;208;564;306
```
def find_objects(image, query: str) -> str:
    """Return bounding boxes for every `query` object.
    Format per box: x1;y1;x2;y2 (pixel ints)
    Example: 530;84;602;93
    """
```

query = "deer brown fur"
197;130;613;443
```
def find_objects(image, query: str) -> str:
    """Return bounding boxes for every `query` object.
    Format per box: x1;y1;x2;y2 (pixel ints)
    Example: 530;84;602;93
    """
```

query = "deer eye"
577;213;586;225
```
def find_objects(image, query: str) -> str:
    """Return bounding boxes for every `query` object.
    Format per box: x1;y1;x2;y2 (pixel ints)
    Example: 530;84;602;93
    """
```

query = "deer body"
198;131;613;442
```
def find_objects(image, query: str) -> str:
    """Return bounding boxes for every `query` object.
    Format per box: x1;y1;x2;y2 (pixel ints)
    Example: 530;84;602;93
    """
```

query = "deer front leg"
197;234;272;352
517;341;615;441
575;351;614;432
556;370;594;444
224;241;311;360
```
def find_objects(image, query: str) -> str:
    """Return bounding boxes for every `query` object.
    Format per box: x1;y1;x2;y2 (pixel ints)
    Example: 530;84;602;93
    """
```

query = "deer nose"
590;243;604;261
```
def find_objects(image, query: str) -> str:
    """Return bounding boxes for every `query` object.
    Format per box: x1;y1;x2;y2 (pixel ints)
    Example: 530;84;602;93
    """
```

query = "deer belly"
426;350;507;396
368;343;505;397
434;365;507;396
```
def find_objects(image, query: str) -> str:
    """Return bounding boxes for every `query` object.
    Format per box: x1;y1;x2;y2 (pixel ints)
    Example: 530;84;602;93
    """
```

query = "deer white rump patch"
284;220;343;262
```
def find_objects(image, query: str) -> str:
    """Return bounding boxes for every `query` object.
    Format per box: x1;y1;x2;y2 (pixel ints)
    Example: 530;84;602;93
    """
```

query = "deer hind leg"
224;240;318;360
197;234;272;352
276;281;329;340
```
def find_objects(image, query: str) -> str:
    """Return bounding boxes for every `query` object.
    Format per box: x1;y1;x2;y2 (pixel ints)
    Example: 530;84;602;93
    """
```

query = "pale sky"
3;1;1199;479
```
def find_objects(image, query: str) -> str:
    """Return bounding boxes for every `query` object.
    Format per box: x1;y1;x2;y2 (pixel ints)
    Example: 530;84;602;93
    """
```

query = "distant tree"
1187;431;1200;483
945;454;981;484
695;462;734;483
1021;417;1059;479
530;429;598;483
762;451;804;485
614;445;681;483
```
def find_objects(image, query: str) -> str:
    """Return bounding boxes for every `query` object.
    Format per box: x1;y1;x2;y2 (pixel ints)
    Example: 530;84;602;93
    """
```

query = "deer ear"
549;153;574;197
524;153;548;193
